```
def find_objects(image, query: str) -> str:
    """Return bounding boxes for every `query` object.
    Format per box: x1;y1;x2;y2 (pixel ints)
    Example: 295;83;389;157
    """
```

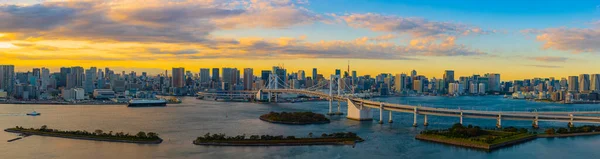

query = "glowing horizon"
1;0;599;80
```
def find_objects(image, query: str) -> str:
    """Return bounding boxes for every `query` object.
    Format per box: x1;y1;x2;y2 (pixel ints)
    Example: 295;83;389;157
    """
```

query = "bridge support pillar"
413;107;418;127
327;98;334;115
533;114;539;129
568;114;574;128
460;111;463;125
496;114;502;129
346;99;373;121
388;111;393;123
378;103;384;124
424;115;428;126
268;92;271;102
334;101;343;115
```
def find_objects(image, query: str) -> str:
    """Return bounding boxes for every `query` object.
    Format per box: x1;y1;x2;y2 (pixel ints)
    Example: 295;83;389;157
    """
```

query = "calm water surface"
1;96;600;159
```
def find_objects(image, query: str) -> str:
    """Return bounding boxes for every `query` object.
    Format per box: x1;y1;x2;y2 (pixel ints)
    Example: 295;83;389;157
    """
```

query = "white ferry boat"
127;99;167;107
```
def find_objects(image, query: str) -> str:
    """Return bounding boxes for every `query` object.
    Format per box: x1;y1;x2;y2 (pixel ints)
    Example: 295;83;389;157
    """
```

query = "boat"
26;111;41;116
127;99;167;107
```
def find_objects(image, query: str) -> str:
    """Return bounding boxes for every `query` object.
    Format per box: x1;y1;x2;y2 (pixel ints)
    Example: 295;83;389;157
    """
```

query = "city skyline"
0;1;599;80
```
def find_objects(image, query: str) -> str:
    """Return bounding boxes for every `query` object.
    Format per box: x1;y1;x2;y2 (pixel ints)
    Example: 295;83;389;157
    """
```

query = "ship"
127;99;167;107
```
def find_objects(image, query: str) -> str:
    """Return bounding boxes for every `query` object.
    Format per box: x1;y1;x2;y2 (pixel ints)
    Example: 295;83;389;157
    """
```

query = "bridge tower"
334;75;343;115
328;75;334;115
267;73;279;102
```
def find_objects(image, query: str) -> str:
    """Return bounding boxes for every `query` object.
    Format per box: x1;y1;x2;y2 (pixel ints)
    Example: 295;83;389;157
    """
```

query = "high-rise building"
41;68;50;91
487;73;501;92
591;74;600;92
261;70;272;88
222;68;234;88
273;66;286;88
335;69;341;77
411;70;417;79
58;67;71;88
413;79;423;93
579;74;590;92
84;67;97;93
172;67;185;88
312;68;317;84
67;67;84;89
298;70;305;81
394;74;406;93
444;70;455;90
478;83;486;94
243;68;254;90
568;76;579;92
212;68;220;82
32;68;40;78
0;65;15;95
200;68;210;83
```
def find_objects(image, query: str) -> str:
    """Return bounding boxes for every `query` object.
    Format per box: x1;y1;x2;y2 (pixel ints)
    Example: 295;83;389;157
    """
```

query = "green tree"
95;129;104;135
545;128;555;135
40;125;48;131
308;132;313;138
137;131;147;138
147;132;158;139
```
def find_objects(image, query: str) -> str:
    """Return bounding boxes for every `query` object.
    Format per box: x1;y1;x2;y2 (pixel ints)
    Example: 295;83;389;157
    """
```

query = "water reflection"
1;96;600;158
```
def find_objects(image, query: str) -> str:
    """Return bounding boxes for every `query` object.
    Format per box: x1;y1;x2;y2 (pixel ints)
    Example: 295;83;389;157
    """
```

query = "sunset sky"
0;0;599;80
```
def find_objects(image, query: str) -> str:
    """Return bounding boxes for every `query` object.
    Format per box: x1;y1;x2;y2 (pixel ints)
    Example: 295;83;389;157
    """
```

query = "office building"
67;67;84;89
243;68;254;90
568;76;579;92
172;67;185;88
591;74;600;92
200;68;210;83
579;74;590;92
0;65;14;95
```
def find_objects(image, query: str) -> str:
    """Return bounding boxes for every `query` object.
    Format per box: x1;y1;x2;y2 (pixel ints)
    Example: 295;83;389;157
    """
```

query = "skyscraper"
335;69;341;77
243;68;254;90
591;74;600;92
444;70;455;90
395;74;406;93
261;70;272;87
41;68;50;91
579;74;590;92
222;68;234;87
568;76;579;92
58;67;71;88
84;67;97;93
411;70;417;79
199;68;210;83
312;68;317;84
67;67;84;89
298;70;305;81
212;68;220;82
487;73;501;92
0;65;15;95
172;67;185;88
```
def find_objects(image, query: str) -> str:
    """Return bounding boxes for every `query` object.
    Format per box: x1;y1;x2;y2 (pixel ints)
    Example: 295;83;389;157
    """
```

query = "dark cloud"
147;48;199;55
0;4;76;31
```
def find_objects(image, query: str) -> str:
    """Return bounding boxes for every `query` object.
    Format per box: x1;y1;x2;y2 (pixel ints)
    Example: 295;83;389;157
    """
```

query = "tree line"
13;125;160;140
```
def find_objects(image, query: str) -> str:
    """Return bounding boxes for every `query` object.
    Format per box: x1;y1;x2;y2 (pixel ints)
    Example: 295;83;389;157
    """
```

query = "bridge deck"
260;89;600;124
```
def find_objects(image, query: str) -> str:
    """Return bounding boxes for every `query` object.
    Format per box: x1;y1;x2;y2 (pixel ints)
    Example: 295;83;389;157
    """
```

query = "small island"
193;132;363;146
539;125;600;138
416;123;536;151
416;123;600;151
259;112;330;125
5;125;163;144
